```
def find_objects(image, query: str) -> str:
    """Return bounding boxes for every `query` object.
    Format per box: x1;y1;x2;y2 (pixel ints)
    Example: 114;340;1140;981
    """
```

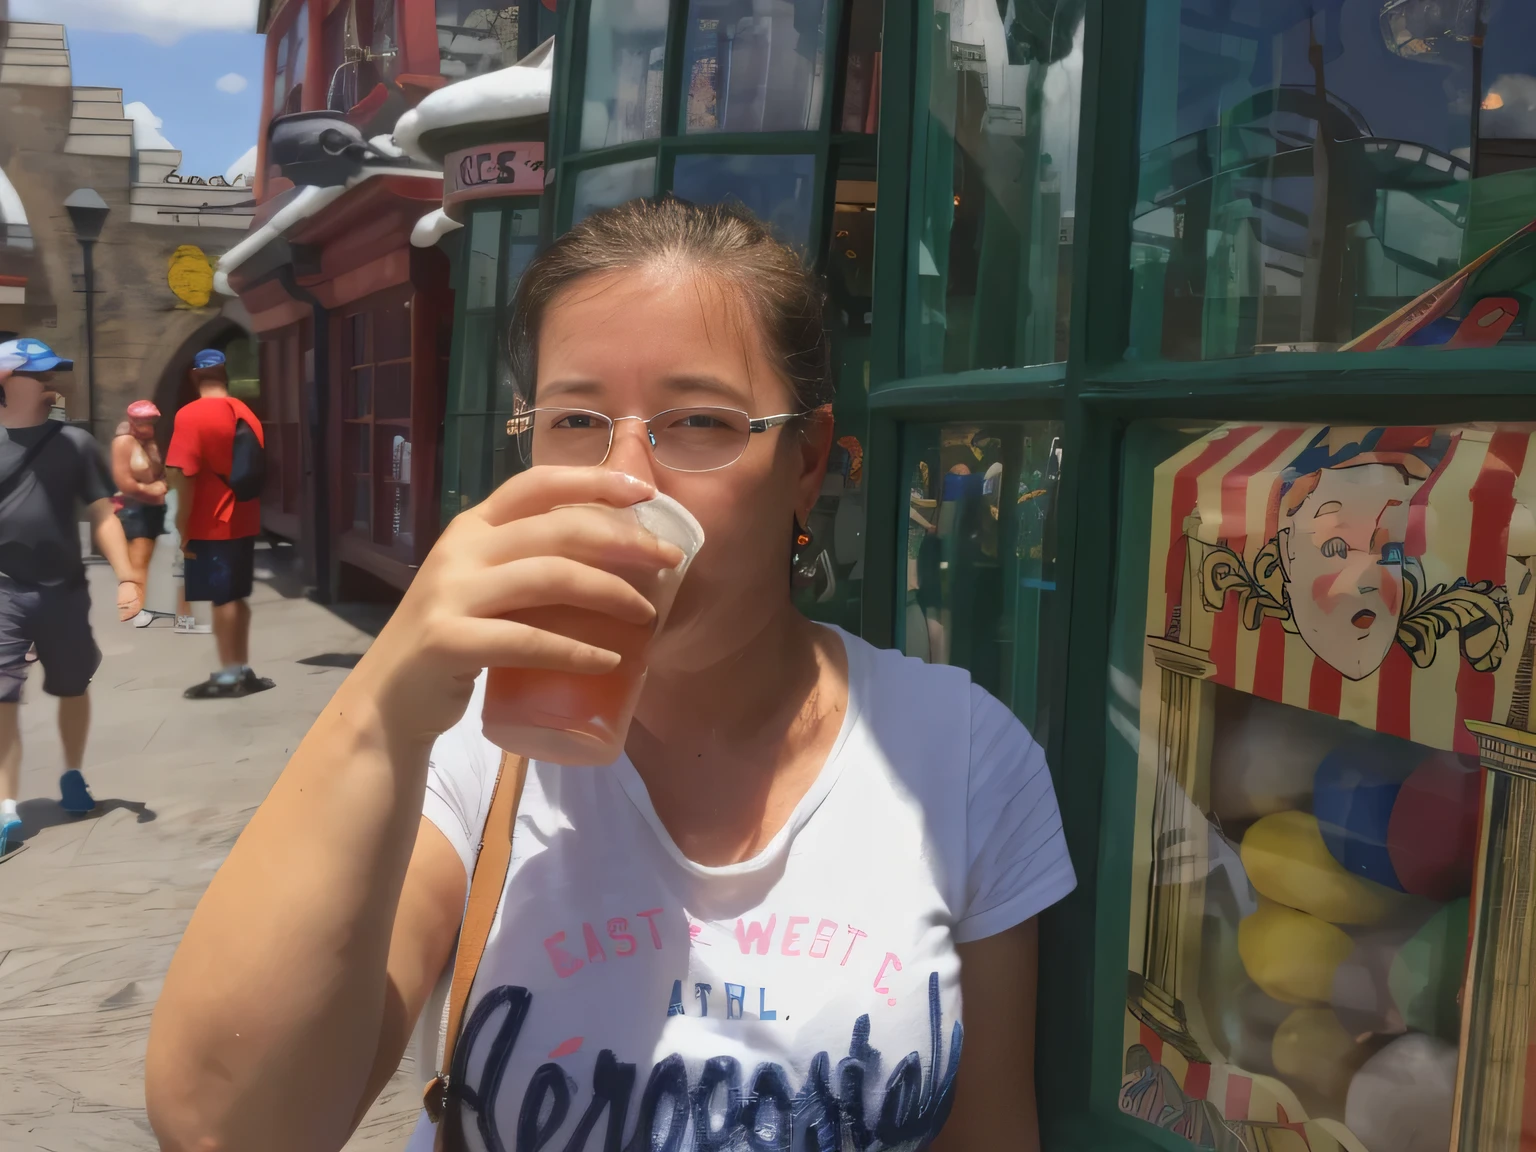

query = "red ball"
1386;752;1481;901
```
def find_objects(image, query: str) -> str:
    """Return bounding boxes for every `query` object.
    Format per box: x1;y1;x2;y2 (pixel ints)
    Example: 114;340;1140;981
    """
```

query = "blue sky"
66;28;265;180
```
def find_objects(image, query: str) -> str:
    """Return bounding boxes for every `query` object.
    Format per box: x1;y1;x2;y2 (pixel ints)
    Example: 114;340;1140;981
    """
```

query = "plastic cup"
481;492;704;765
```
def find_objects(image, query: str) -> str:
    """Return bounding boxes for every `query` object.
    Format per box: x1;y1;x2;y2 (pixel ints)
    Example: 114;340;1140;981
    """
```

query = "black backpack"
220;400;266;502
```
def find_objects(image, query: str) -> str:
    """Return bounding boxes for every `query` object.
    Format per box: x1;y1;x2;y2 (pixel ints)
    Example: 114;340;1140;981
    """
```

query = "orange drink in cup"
482;493;703;765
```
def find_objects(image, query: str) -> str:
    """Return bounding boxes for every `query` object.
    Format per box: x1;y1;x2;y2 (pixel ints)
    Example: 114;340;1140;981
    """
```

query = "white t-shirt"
405;628;1075;1152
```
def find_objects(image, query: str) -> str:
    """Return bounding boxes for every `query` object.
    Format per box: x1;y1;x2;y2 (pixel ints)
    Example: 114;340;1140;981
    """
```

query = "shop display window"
671;153;817;251
678;0;827;134
896;420;1062;733
572;157;658;224
258;326;306;523
436;0;520;80
910;0;1084;376
441;204;541;521
1131;0;1536;360
579;0;669;150
1111;418;1536;1151
271;3;310;117
340;298;414;554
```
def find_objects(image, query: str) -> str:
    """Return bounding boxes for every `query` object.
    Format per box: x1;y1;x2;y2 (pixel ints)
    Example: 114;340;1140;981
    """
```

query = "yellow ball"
1239;899;1353;1005
1241;810;1408;925
1272;1007;1374;1114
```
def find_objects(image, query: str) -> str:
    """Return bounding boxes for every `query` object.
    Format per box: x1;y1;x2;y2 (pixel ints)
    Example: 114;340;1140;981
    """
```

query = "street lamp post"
63;188;109;438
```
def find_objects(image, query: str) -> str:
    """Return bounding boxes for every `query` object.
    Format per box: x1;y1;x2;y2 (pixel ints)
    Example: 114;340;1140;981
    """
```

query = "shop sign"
443;142;545;208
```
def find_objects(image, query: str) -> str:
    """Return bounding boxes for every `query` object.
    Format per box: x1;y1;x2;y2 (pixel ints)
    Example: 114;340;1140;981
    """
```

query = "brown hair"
190;363;228;390
507;197;833;411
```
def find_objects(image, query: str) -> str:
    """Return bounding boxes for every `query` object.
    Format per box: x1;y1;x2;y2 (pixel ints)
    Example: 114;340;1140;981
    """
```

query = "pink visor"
126;400;160;420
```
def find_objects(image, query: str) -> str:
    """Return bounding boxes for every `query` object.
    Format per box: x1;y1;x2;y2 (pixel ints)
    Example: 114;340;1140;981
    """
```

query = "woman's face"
535;267;830;672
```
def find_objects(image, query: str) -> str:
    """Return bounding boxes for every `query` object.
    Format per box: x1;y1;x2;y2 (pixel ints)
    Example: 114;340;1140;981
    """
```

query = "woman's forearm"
145;677;437;1152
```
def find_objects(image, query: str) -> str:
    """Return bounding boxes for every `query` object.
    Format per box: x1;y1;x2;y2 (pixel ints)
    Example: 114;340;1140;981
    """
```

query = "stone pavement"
0;544;417;1152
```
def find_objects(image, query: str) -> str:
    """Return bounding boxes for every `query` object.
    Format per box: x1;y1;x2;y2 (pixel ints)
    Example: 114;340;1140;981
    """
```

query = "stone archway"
145;313;253;446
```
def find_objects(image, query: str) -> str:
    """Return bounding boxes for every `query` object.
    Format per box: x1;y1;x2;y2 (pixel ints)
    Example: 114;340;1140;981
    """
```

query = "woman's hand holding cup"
350;467;685;749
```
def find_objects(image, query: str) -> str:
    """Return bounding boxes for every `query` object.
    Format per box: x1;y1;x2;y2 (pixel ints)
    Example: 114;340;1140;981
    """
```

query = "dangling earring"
792;517;818;589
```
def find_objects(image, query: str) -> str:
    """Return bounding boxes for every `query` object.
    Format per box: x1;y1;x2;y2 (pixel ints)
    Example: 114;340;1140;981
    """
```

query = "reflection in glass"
580;0;668;150
838;0;882;133
465;210;502;311
672;153;817;250
679;0;827;133
912;0;1084;374
1131;0;1536;360
572;157;657;224
436;0;519;80
896;421;1062;734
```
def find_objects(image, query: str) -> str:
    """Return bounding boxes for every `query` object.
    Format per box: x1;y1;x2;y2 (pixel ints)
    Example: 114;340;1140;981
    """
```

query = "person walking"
110;399;168;628
165;349;272;699
0;338;144;857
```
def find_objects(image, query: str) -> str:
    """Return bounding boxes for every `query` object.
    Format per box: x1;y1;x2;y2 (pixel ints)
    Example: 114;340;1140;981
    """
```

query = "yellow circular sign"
168;244;213;308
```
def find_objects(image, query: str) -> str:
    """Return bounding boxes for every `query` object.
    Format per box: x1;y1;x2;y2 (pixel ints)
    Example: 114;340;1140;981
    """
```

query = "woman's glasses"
507;406;803;473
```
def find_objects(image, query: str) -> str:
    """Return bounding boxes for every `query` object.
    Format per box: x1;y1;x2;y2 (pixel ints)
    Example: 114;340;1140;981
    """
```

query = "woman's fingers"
477;503;686;571
461;556;658;626
426;614;623;676
476;465;656;527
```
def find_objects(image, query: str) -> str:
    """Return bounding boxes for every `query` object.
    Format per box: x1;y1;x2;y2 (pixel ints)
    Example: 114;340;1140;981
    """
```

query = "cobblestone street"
0;547;415;1152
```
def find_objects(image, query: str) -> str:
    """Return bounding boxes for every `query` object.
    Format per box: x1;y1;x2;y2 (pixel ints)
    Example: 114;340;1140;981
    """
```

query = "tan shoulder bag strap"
423;751;529;1146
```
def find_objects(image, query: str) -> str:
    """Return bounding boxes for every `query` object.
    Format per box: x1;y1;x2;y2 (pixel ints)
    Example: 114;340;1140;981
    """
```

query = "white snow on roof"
411;207;464;248
225;143;258;185
392;37;553;165
124;101;176;151
214;167;443;291
0;167;27;226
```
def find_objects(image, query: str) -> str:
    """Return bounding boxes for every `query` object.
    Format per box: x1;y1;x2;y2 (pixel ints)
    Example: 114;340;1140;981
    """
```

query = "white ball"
1345;1033;1457;1152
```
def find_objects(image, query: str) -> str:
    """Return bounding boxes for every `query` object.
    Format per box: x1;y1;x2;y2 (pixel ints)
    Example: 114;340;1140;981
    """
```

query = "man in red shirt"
166;350;274;699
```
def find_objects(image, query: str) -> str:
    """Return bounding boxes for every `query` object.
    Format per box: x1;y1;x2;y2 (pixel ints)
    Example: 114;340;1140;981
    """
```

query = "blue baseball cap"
0;337;73;372
193;349;226;369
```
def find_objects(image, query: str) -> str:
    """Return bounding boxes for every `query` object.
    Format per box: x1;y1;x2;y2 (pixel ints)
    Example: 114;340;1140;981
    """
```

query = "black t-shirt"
0;422;114;587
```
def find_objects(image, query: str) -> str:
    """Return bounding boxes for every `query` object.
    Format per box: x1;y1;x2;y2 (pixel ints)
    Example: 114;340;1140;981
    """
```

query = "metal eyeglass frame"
506;406;806;473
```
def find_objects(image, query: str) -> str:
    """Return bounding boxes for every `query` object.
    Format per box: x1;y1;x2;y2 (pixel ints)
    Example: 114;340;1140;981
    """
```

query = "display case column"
1456;719;1536;1151
1129;514;1217;1061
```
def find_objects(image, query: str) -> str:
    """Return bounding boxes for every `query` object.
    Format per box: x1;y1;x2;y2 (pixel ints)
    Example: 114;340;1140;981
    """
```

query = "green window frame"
439;197;543;524
857;0;1536;1147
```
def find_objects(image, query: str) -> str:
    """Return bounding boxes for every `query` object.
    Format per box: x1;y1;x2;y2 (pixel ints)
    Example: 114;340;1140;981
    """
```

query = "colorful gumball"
1330;923;1415;1039
1241;811;1410;925
1344;1033;1457;1152
1388;897;1469;1043
1210;692;1346;826
1313;740;1411;891
1272;1007;1377;1116
1387;752;1481;901
1239;899;1354;1005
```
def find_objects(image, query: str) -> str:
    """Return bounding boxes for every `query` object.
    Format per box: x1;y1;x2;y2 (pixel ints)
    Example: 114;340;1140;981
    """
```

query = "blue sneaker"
59;770;96;814
0;812;19;856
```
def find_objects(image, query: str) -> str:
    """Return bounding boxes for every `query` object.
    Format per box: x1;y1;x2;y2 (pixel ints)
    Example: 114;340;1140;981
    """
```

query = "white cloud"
12;0;258;45
215;71;249;94
123;101;176;151
225;143;258;185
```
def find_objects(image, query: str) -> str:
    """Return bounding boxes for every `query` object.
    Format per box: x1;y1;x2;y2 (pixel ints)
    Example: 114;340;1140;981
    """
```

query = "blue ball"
1313;740;1408;891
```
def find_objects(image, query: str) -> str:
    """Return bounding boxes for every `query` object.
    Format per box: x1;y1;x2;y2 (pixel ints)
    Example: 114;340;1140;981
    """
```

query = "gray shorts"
0;575;101;703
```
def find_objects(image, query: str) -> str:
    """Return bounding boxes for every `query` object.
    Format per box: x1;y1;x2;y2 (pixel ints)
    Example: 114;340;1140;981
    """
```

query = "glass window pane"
1111;418;1536;1149
895;420;1063;735
349;367;372;418
838;0;882;133
1133;0;1536;360
911;0;1084;375
436;0;518;81
671;153;817;251
579;0;668;150
680;0;827;133
465;209;503;310
375;361;412;420
376;427;413;548
572;157;657;224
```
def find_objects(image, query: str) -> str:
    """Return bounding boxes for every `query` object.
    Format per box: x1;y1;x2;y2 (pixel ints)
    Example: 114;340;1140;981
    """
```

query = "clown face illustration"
1277;462;1423;681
